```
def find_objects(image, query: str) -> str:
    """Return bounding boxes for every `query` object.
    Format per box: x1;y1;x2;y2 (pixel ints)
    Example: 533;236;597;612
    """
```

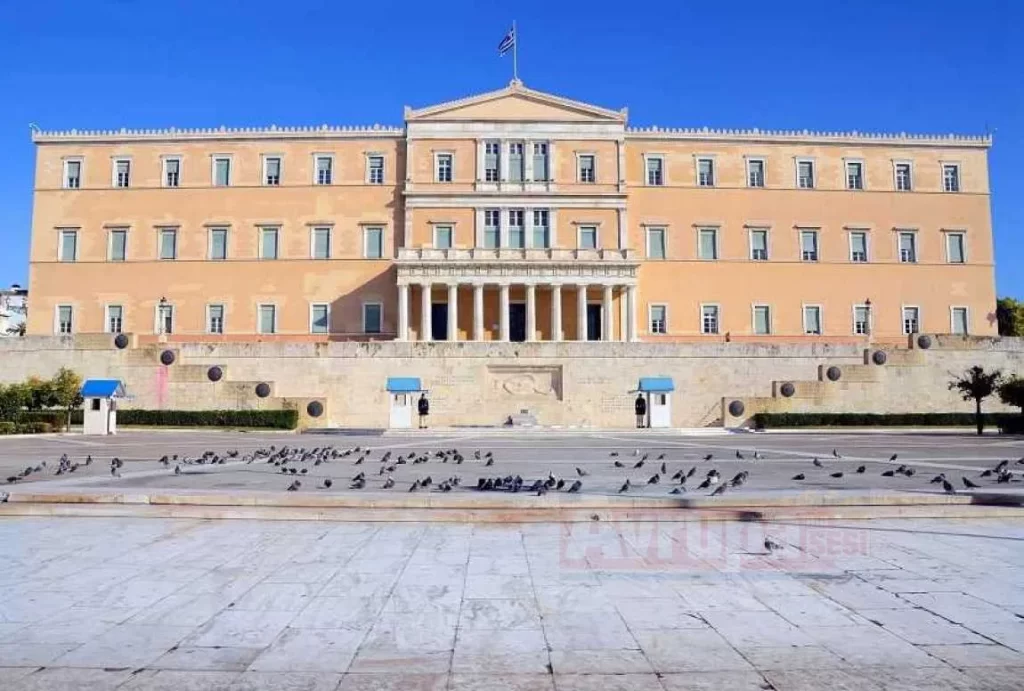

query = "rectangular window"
59;229;78;262
846;161;864;190
157;304;174;335
508;142;524;182
106;305;123;334
578;225;598;250
484;141;500;182
363;303;382;334
264;157;281;186
951;307;969;335
532;142;549;181
114;159;131;188
507;209;525;248
849;231;868;263
749;229;768;261
436;153;453;183
946;232;966;264
854;305;870;335
697;157;715;187
163;158;180;187
698;228;718;260
701;305;719;335
367;155;384;184
364;226;383;259
312;227;331;259
797;160;815;189
213;157;231;186
803;306;822;335
895;162;912;191
64;159;82;189
801;230;819;262
209;228;228;260
260;228;279;260
942;164;960;192
647;227;666;259
57;305;73;334
532;210;550;249
753;305;771;335
434;225;453;250
483;209;500;249
898;231;917;263
646;156;664;186
159;228;177;260
315;155;333;185
258;304;277;334
747;159;765;188
310;304;329;334
902;306;920;335
578;154;595;183
650;305;667;334
108;229;127;262
208;304;224;334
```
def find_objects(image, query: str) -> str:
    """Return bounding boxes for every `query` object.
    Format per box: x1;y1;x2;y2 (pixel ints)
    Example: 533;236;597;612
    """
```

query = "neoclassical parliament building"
28;80;996;345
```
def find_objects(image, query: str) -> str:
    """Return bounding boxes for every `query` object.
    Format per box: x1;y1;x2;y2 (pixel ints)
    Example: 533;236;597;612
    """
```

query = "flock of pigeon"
5;444;1024;499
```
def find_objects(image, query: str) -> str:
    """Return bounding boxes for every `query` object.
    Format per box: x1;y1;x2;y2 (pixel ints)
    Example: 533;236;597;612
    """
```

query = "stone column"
525;283;537;342
602;284;613;341
577;284;588;341
473;283;484;341
551;284;562;342
397;283;409;342
420;283;432;342
447;283;459;342
499;284;510;342
627;284;638;342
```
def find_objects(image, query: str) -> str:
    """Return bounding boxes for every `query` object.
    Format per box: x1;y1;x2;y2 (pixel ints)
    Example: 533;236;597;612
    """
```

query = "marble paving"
1;516;1023;689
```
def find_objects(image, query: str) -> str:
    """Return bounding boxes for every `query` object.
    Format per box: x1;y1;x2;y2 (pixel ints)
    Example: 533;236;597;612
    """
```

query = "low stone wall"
1;336;1021;428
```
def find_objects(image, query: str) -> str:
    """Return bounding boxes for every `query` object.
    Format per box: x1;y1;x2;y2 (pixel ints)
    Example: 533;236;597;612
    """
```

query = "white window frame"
206;303;226;335
799;228;819;262
795;158;815;189
902;305;921;335
745;157;766;188
362;302;384;334
434;152;454;183
944;230;967;264
748;227;769;261
941;162;961;193
645;226;667;260
208;227;229;261
107;227;128;262
309;302;330;335
852;304;872;336
366;153;385;185
161;156;181;188
697;227;719;261
577;224;599;250
313;154;334;185
751;304;772;335
259;227;280;260
950;306;970;335
157;227;178;260
112;157;132;188
363;226;385;259
262;155;283;186
310;226;332;260
893;160;913;192
154;302;175;335
695;155;716;187
700;303;720;335
648;303;668;335
531;141;550;182
507;209;526;249
847;229;870;263
643;154;665;186
211;155;232;187
104;304;124;334
802;304;823;335
897;230;918;263
532;209;551;249
55;304;74;335
57;228;78;262
432;224;454;250
483;140;501;182
62;157;83;189
257;303;278;335
576;152;596;183
844;158;865;191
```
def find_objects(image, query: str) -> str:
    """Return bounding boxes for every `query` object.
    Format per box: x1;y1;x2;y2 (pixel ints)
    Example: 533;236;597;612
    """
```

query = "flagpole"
512;20;518;82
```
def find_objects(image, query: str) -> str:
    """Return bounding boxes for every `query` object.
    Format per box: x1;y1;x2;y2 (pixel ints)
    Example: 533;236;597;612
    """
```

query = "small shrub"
117;409;298;429
14;422;53;434
999;416;1024;434
0;421;16;434
751;412;1020;429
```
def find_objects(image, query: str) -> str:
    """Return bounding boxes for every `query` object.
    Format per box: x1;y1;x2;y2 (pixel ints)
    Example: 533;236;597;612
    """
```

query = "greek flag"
498;26;515;55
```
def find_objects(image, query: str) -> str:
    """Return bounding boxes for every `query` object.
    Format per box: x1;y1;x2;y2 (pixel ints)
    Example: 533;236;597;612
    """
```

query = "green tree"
996;297;1024;337
999;376;1024;413
949;366;1003;435
0;383;29;421
25;376;56;410
49;368;83;432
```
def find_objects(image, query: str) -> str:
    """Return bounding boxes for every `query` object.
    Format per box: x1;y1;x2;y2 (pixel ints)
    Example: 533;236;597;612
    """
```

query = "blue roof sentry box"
80;379;126;398
386;377;423;393
637;377;675;393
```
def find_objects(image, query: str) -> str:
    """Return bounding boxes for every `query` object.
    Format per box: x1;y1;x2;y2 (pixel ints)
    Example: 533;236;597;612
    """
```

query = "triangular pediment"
405;81;627;123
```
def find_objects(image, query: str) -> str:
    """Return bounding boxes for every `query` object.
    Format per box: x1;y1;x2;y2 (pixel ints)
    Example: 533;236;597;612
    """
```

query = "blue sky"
1;0;1020;295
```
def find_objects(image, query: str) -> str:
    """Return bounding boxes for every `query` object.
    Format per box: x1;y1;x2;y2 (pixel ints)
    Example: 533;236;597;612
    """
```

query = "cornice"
404;80;627;122
626;126;992;148
32;124;405;144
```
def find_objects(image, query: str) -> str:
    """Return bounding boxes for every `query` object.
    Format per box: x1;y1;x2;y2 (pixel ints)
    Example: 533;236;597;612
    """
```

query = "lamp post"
864;298;872;343
158;297;167;337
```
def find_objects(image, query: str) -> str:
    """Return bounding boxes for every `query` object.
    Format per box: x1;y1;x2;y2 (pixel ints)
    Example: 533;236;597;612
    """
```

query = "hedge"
0;421;53;435
752;412;1022;430
115;409;298;429
1000;416;1024;434
18;410;80;427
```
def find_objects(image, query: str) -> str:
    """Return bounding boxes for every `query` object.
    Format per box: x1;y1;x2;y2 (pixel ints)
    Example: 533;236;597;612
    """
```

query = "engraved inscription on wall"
487;365;563;401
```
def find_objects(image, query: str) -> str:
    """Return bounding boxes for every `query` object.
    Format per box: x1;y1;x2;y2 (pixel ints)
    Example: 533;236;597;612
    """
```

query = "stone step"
864;348;926;366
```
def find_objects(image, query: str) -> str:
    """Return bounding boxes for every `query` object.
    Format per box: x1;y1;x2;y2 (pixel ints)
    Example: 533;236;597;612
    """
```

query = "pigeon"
881;470;896;477
706;469;720;483
647;474;660;485
555;478;565;490
832;449;841;459
764;536;784;552
696;478;711;490
618;480;630;493
174;465;181;475
576;467;589;477
633;449;640;457
485;458;495;467
942;479;956;494
671;470;683;481
812;458;823;468
980;469;994;478
710;483;728;496
567;480;582;493
995;460;1009;474
753;450;763;460
614;461;625;468
830;472;844;479
382;476;395;489
657;453;666;461
408;480;420;492
855;465;866;474
997;471;1013;484
633;459;645;469
735;450;744;460
686;466;697;478
962;477;979;489
1017;457;1024;465
322;478;333;489
730;471;749;487
792;473;805;480
286;480;301;491
888;454;898;462
609;451;619;457
703;454;713;461
660;462;667;475
930;474;947;484
85;455;93;466
669;487;684;495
